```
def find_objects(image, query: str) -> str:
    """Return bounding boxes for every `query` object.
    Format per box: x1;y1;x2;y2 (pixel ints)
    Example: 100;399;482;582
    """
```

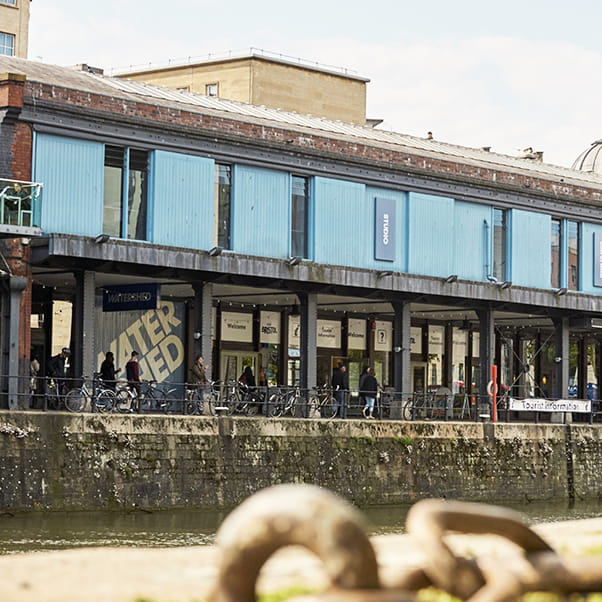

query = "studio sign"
374;197;396;262
103;284;159;312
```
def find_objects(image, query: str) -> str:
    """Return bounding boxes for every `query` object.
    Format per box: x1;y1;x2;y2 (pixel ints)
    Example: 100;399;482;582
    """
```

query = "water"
1;499;601;555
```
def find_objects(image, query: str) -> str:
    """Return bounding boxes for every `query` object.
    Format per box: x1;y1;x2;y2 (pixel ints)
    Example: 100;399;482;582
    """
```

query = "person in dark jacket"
362;367;379;419
239;366;256;387
99;351;120;391
331;362;349;418
125;350;141;395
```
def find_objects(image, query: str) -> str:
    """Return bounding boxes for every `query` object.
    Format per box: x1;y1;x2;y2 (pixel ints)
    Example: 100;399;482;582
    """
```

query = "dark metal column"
8;276;26;409
72;270;96;383
476;306;495;415
391;300;411;420
192;282;213;378
298;292;317;393
553;316;570;400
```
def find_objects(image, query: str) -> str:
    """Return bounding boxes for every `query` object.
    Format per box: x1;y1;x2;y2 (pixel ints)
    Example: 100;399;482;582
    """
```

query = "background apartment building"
0;0;30;58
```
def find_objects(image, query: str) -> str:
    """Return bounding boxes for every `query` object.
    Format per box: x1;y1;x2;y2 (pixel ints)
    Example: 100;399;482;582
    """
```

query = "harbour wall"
0;411;600;511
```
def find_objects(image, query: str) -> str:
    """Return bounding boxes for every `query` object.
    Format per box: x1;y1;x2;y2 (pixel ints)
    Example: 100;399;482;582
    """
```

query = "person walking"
99;351;120;391
331;362;348;418
190;355;208;408
362;367;379;419
125;350;141;398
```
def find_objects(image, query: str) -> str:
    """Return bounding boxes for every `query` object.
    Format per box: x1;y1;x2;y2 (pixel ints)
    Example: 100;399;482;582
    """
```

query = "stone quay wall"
0;411;601;511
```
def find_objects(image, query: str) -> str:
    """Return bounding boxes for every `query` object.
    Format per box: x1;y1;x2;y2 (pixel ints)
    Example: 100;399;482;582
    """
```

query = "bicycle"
184;380;220;415
307;385;337;419
64;374;117;413
225;380;262;416
268;386;303;418
402;391;434;420
115;380;177;414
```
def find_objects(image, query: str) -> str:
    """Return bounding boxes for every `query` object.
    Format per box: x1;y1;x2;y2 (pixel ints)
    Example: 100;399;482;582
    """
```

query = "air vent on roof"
72;64;104;76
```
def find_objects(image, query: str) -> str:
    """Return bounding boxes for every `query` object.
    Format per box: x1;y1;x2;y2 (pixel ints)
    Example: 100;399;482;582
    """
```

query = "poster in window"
260;311;280;344
347;318;366;350
374;320;392;351
317;319;341;349
221;311;253;343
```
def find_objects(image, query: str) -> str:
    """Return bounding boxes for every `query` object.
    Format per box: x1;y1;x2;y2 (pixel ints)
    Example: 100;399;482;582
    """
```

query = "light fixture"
497;281;512;290
486;275;498;283
443;274;458;283
193;331;201;340
208;246;223;257
288;256;302;266
555;287;568;296
377;270;393;278
94;233;110;244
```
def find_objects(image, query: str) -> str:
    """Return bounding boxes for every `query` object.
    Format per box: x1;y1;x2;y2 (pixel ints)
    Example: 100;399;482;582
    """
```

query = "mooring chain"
209;484;602;601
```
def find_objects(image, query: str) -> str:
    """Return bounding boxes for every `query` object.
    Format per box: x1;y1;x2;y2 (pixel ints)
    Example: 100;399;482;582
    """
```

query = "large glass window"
492;208;507;281
0;32;14;56
291;175;309;258
551;218;561;288
0;1;17;5
103;145;148;240
215;164;231;249
568;220;579;290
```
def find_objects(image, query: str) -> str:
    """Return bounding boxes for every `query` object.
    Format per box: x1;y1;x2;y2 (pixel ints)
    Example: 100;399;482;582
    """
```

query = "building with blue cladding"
2;54;602;415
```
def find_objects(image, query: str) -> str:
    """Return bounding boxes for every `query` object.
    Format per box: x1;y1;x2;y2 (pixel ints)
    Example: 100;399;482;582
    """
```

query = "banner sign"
260;311;280;344
221;311;253;343
288;315;300;349
508;398;591;413
317;319;341;349
374;320;392;351
103;284;159;312
347;318;366;350
374;197;396;262
594;232;602;287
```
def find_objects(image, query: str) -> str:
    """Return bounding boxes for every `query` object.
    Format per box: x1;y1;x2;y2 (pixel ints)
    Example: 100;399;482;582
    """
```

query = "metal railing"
5;374;601;424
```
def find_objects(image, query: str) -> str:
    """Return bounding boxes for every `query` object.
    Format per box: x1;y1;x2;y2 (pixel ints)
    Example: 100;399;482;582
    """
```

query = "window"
568;220;579;290
0;1;17;6
492;208;507;281
0;32;14;56
215;164;231;249
551;218;561;288
103;145;149;240
206;83;218;97
291;175;309;258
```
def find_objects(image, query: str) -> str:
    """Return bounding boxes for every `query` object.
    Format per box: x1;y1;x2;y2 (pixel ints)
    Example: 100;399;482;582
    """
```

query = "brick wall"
0;413;597;511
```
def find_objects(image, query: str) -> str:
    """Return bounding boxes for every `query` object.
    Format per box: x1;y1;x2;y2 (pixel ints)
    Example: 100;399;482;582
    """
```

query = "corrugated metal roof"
2;55;601;190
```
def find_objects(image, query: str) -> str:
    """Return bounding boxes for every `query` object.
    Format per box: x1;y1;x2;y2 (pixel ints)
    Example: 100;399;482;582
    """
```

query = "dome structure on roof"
572;140;602;173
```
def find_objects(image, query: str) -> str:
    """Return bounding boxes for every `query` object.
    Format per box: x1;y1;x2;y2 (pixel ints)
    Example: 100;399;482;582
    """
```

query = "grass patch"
259;586;316;601
394;435;416;446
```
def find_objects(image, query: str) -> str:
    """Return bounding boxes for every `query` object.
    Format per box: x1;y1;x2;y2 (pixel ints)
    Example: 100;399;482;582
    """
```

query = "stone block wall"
0;412;598;511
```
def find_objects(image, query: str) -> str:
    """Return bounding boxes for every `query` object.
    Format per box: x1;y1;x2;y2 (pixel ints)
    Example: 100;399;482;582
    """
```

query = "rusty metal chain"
209;484;602;601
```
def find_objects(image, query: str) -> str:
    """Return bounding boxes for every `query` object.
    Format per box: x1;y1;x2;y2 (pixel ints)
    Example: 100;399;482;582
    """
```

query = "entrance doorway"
220;351;259;383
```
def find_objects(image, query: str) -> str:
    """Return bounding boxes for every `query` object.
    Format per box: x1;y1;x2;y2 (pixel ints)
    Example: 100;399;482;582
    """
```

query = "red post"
491;364;498;423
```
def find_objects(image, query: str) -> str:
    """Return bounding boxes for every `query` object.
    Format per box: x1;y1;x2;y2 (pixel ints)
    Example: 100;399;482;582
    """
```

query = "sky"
27;0;602;167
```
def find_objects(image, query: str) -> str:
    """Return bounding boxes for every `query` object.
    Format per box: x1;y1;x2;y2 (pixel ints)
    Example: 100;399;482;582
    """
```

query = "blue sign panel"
374;197;396;262
103;284;159;312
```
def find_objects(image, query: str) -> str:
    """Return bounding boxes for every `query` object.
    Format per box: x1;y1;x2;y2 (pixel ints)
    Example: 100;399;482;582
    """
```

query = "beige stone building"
117;50;371;125
0;0;30;58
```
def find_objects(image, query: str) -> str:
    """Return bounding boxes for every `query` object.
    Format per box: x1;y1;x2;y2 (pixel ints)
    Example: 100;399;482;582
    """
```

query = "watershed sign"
508;398;591;413
103;284;159;312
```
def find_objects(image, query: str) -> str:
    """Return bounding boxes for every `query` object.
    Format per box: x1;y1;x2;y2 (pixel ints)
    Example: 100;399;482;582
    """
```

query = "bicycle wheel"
204;390;219;416
95;389;116;413
401;400;414;421
307;394;320;418
291;393;306;418
65;388;87;413
268;393;283;417
115;388;133;413
320;396;337;419
244;392;261;416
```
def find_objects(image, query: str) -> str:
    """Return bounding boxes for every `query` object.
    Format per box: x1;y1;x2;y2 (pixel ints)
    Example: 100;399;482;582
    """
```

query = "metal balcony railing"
0;179;42;228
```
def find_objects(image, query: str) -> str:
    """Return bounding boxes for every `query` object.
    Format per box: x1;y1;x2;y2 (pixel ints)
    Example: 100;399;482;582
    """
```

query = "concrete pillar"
391;300;411;419
192;282;213;378
476;306;495;417
7;276;26;409
72;270;96;383
298;292;317;393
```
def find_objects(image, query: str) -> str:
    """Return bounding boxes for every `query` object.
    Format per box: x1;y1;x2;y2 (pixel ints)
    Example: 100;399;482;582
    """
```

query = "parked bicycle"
224;380;262;416
307;385;337;419
184;380;220;415
115;379;178;413
64;374;117;413
268;386;303;418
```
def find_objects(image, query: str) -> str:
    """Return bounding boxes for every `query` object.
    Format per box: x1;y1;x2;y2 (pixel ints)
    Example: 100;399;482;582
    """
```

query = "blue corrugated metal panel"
580;223;602;294
407;192;453;277
232;166;290;257
510;209;550;288
33;133;103;236
314;177;366;266
452;201;491;281
150;150;215;249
